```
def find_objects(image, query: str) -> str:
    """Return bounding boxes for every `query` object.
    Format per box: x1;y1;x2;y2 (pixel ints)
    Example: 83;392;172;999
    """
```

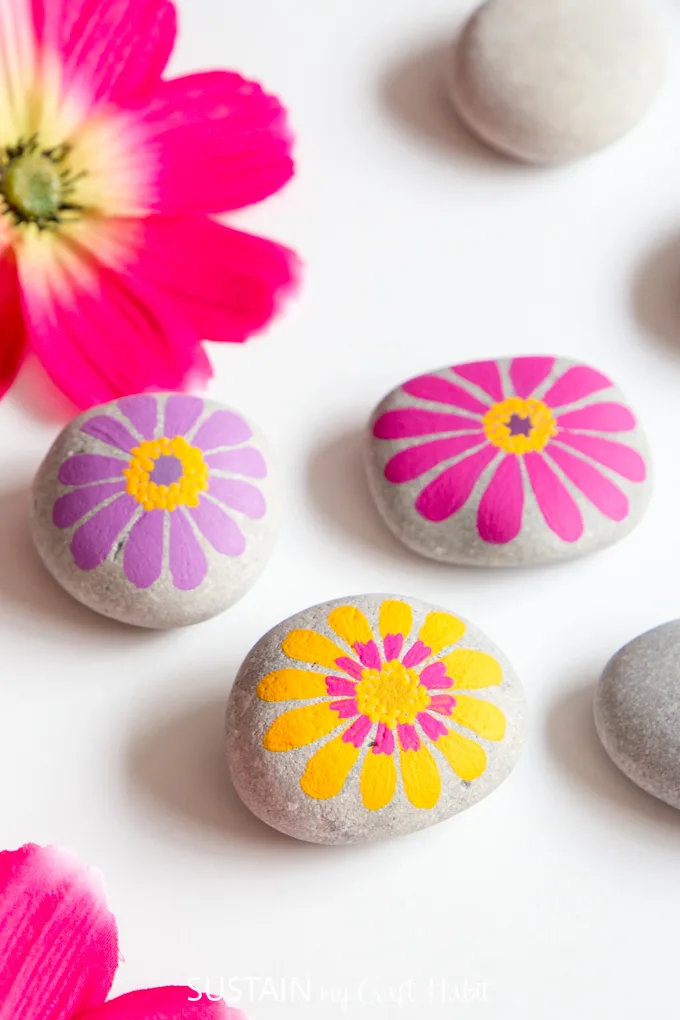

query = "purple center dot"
150;454;183;486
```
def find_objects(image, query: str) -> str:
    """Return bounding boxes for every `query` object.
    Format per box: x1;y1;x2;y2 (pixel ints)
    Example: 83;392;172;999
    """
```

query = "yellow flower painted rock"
226;594;526;843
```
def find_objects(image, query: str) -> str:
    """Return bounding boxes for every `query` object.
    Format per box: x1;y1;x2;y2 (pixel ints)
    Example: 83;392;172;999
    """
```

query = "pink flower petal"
0;249;26;399
118;396;158;440
524;452;583;542
384;434;485;483
325;677;357;696
334;656;363;680
343;715;372;747
429;694;456;716
557;403;636;433
543;366;612;409
555;434;646;482
194;411;252;451
205;448;267;478
383;634;404;661
0;844;118;1019
187;500;246;557
79;986;240;1020
403;374;489;414
353;640;381;670
331;698;359;720
415;445;499;522
58;455;127;486
509;356;555;398
419;661;452;691
373;723;395;755
123;509;165;588
546;446;629;522
208;479;266;520
373;408;481;439
401;641;430;668
477;454;524;544
418;712;449;741
453;360;504;401
140;71;294;214
70;494;139;569
81;416;139;454
53;482;128;528
169;509;208;591
397;723;421;752
163;395;204;439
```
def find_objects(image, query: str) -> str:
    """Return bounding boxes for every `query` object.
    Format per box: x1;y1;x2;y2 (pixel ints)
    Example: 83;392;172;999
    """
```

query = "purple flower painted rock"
31;393;278;628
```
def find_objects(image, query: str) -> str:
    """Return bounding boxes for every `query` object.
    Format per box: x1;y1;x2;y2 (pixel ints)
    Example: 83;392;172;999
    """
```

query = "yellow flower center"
483;397;557;454
355;660;431;729
1;137;84;229
123;436;209;512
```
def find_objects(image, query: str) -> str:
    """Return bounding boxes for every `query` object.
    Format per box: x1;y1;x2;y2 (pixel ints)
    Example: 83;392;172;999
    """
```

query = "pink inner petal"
419;661;452;690
204;447;267;478
353;640;381;670
402;641;431;668
188;499;247;557
557;403;636;433
58;455;127;487
416;445;499;522
509;356;555;398
453;360;504;402
117;396;158;440
193;410;252;452
403;374;490;414
543;365;612;409
331;698;359;720
546;446;629;522
524;452;584;543
79;985;239;1019
429;694;457;716
334;656;364;680
81;416;139;454
418;712;449;741
123;509;165;589
397;723;421;752
70;495;139;569
477;454;524;545
383;634;404;661
384;434;486;483
164;395;204;438
53;482;128;529
373;723;395;755
325;677;357;696
168;509;208;591
555;434;646;482
343;715;372;748
373;408;482;440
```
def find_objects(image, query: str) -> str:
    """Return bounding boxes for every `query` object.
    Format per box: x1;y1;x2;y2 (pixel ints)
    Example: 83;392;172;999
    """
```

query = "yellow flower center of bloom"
123;436;210;512
483;397;557;454
0;137;84;229
355;660;431;729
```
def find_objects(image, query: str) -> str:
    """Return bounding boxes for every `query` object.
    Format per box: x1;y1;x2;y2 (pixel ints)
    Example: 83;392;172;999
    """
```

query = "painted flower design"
259;600;505;811
53;394;267;591
0;0;298;408
373;357;647;544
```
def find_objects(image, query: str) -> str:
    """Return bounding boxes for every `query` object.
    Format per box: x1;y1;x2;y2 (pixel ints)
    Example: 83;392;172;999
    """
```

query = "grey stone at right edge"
595;621;680;810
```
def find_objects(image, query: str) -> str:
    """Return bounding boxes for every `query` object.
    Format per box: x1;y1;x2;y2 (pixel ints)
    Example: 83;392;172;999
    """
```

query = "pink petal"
331;698;359;720
123;509;165;588
524;452;583;543
163;395;204;439
334;656;363;680
53;481;128;529
373;408;481;439
169;509;208;591
0;250;26;399
546;446;629;522
187;500;246;557
543;366;612;409
557;403;636;433
384;434;485;483
205;448;267;478
453;360;504;401
70;495;139;569
325;677;357;696
373;723;395;755
415;445;499;522
343;715;372;747
139;71;294;214
403;374;489;414
194;411;252;451
0;844;117;1019
208;479;266;520
509;356;555;398
419;661;452;691
118;396;158;440
125;217;299;345
477;454;524;544
418;712;449;741
58;454;127;486
401;641;430;668
353;640;381;670
555;434;646;482
32;0;176;106
81;416;139;454
429;694;456;716
79;986;240;1020
397;723;421;752
383;634;404;661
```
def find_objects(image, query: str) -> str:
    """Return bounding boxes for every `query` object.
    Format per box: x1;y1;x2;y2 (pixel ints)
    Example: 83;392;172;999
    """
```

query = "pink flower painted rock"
366;357;651;566
31;393;278;627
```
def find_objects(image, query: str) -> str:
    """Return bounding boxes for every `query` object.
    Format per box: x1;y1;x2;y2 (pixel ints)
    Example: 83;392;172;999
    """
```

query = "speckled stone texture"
595;621;680;810
365;356;651;567
31;393;278;629
448;0;666;164
226;594;526;844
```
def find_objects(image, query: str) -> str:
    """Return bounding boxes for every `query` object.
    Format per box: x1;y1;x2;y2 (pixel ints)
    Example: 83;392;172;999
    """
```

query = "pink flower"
0;843;244;1020
374;357;647;544
0;0;298;409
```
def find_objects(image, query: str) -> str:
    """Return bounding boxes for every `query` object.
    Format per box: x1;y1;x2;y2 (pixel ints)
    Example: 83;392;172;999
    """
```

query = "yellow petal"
282;629;347;670
379;599;413;642
327;605;374;649
257;669;328;702
361;751;397;810
399;744;441;809
418;612;466;655
440;649;502;691
263;703;342;751
452;696;506;741
300;733;360;799
436;731;487;781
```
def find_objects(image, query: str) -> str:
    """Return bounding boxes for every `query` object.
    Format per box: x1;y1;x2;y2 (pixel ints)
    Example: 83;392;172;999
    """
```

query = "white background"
2;0;680;1016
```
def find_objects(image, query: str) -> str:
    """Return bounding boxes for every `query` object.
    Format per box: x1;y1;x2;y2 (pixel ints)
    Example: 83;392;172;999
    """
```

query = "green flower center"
1;137;85;229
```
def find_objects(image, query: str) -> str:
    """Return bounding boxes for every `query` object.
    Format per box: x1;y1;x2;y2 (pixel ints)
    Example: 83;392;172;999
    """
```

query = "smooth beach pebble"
31;393;278;628
365;356;650;567
448;0;666;164
595;622;680;810
225;594;526;844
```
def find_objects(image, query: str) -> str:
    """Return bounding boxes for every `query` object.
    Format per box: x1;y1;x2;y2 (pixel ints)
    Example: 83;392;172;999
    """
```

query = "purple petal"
81;415;139;454
163;395;204;438
58;455;127;486
204;447;267;479
208;478;266;520
53;482;128;529
123;510;165;589
188;499;246;557
169;509;208;591
193;410;252;451
118;396;158;440
70;495;139;570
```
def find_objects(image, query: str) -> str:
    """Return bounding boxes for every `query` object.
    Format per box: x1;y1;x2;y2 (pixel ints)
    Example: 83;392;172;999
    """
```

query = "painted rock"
366;356;650;566
595;621;680;810
448;0;666;164
32;393;277;628
226;594;525;844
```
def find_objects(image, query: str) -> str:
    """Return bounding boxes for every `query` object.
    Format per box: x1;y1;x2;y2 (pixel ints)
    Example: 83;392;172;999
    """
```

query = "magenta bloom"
53;394;267;591
374;357;647;544
0;0;298;409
